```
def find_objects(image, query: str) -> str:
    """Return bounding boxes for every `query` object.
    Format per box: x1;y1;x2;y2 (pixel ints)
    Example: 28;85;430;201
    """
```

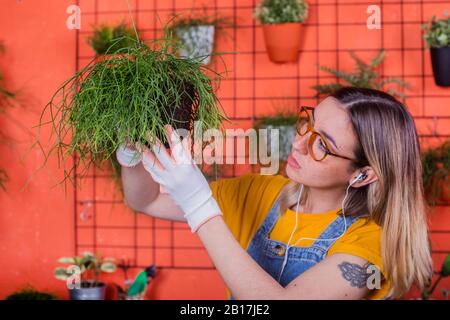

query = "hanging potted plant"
254;102;298;163
422;140;450;206
312;49;411;99
54;252;117;300
254;0;309;63
87;22;137;58
169;11;233;65
33;23;229;194
422;11;450;87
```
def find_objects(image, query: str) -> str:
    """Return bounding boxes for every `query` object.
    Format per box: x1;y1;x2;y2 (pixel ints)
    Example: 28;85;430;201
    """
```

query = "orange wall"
0;0;449;300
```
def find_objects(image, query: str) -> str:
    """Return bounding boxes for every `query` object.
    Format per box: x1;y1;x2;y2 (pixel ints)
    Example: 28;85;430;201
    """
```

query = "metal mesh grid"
73;0;450;273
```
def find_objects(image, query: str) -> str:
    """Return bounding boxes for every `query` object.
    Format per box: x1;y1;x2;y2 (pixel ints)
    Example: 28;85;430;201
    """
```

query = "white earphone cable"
276;176;362;282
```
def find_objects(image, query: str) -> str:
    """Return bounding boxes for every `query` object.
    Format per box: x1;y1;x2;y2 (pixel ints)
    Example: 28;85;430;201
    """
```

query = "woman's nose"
292;132;309;155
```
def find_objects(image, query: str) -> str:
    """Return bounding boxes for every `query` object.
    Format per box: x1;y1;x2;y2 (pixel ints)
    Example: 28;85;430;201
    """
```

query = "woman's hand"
141;125;222;233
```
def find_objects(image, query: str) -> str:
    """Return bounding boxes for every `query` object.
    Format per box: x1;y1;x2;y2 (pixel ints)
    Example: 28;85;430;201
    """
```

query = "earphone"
276;171;368;282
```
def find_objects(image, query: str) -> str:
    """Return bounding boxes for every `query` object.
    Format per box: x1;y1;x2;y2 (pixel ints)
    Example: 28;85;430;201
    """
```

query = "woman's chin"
285;163;301;181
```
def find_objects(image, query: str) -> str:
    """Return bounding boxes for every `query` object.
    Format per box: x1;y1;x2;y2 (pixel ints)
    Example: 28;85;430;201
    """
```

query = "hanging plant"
312;49;411;99
422;10;450;87
254;0;309;63
33;24;229;194
422;140;450;206
168;10;233;65
253;102;298;164
87;22;137;57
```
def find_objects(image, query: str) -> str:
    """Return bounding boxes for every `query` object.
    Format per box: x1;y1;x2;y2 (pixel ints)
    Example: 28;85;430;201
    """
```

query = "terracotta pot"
262;22;303;63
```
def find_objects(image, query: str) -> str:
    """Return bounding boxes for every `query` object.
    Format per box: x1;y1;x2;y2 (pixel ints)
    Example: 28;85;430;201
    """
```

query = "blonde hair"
279;87;433;299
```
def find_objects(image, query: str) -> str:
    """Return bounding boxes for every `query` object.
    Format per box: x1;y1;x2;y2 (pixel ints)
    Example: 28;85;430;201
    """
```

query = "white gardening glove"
141;125;222;233
116;142;142;167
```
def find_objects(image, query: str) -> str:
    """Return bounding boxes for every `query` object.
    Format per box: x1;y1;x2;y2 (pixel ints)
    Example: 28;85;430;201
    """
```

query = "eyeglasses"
296;106;356;162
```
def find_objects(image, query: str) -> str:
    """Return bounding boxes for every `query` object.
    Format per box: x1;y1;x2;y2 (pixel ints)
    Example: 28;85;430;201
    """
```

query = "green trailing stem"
32;27;229;194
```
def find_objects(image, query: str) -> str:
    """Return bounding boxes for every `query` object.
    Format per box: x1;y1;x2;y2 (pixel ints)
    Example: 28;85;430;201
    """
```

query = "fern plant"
312;49;410;99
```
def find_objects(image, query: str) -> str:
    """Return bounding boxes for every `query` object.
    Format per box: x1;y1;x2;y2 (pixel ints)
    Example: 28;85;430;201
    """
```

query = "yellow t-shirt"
210;173;390;300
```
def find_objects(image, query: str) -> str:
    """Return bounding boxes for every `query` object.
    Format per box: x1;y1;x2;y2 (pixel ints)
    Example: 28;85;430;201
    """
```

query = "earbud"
351;171;367;185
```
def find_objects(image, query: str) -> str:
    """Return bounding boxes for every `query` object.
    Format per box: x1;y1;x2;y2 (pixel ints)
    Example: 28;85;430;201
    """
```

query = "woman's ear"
350;166;378;188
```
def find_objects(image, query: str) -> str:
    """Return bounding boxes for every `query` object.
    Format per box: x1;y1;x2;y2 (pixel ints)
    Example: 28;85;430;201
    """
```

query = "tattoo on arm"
338;261;372;288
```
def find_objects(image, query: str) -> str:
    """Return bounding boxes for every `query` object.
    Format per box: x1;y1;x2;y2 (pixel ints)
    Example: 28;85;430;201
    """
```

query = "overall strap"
311;213;360;251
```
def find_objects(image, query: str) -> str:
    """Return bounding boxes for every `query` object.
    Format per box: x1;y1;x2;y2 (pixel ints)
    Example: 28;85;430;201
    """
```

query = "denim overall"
229;196;360;300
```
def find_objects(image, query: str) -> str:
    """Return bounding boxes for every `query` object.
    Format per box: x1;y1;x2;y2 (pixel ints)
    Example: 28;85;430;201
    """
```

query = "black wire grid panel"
73;0;450;271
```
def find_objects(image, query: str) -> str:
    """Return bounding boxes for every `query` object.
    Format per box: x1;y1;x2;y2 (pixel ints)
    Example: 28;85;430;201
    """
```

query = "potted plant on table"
169;11;233;65
312;49;411;99
422;11;450;87
33;23;229;195
6;286;58;300
422;140;450;206
54;252;117;300
254;0;309;63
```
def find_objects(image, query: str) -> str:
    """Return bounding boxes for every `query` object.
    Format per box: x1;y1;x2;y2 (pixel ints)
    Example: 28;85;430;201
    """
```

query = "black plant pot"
68;281;106;300
430;46;450;87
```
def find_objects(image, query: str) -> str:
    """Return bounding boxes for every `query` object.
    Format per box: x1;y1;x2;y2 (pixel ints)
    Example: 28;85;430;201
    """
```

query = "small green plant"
87;22;137;56
254;0;309;24
168;9;234;65
32;25;229;193
6;285;58;300
254;101;299;165
254;112;298;128
422;10;450;48
168;11;233;30
254;98;298;128
312;49;411;99
421;253;450;299
54;252;117;288
422;140;450;206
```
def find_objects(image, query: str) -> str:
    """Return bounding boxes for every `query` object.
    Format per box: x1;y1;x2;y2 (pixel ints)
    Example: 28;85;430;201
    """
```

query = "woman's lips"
287;154;301;169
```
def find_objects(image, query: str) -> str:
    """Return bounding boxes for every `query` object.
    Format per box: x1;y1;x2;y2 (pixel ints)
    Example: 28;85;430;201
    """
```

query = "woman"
116;86;433;300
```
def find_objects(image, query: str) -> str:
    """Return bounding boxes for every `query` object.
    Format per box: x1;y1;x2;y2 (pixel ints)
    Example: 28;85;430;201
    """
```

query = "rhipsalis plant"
33;24;229;194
